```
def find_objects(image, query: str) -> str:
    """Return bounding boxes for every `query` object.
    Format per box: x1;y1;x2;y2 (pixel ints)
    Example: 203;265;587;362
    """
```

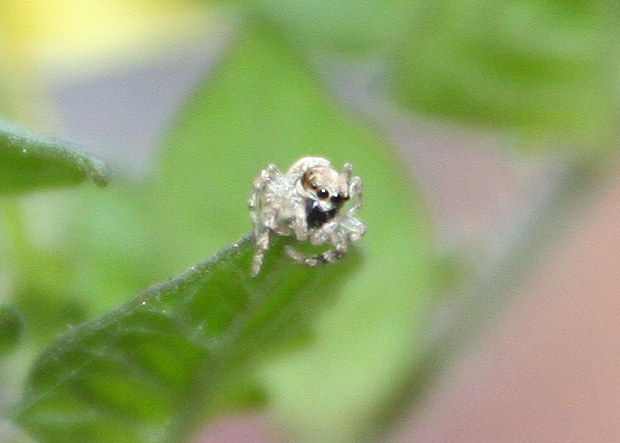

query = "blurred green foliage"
214;0;414;52
212;0;618;152
391;0;616;150
0;305;22;355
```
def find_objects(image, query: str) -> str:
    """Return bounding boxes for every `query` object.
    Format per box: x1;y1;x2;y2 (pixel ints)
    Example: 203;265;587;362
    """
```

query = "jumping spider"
249;156;366;277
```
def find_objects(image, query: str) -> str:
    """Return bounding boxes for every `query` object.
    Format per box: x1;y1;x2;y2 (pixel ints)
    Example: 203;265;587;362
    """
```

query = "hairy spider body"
249;156;366;276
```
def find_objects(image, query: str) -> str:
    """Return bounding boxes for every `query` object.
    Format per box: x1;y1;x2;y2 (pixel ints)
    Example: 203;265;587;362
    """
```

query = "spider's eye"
317;188;329;199
331;194;343;203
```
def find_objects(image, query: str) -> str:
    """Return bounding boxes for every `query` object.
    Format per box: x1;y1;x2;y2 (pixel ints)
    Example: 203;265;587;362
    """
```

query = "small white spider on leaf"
249;156;366;277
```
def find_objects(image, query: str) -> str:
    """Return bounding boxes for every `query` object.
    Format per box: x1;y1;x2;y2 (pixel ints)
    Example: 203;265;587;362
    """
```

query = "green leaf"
13;235;360;443
0;120;110;194
150;17;433;442
0;304;23;355
390;0;616;151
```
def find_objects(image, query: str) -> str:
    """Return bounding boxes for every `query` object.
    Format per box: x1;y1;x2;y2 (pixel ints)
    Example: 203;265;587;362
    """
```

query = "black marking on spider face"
306;199;336;229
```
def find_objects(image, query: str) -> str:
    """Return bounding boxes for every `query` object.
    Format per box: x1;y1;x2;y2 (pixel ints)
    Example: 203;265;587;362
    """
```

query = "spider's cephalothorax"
249;156;366;277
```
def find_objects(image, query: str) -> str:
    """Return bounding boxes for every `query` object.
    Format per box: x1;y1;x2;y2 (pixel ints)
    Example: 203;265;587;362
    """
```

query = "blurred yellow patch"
0;0;215;76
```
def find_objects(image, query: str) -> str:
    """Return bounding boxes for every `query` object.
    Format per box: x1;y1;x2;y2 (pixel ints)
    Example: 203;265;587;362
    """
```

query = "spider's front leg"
284;221;348;267
291;199;310;242
284;245;347;267
347;175;363;217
